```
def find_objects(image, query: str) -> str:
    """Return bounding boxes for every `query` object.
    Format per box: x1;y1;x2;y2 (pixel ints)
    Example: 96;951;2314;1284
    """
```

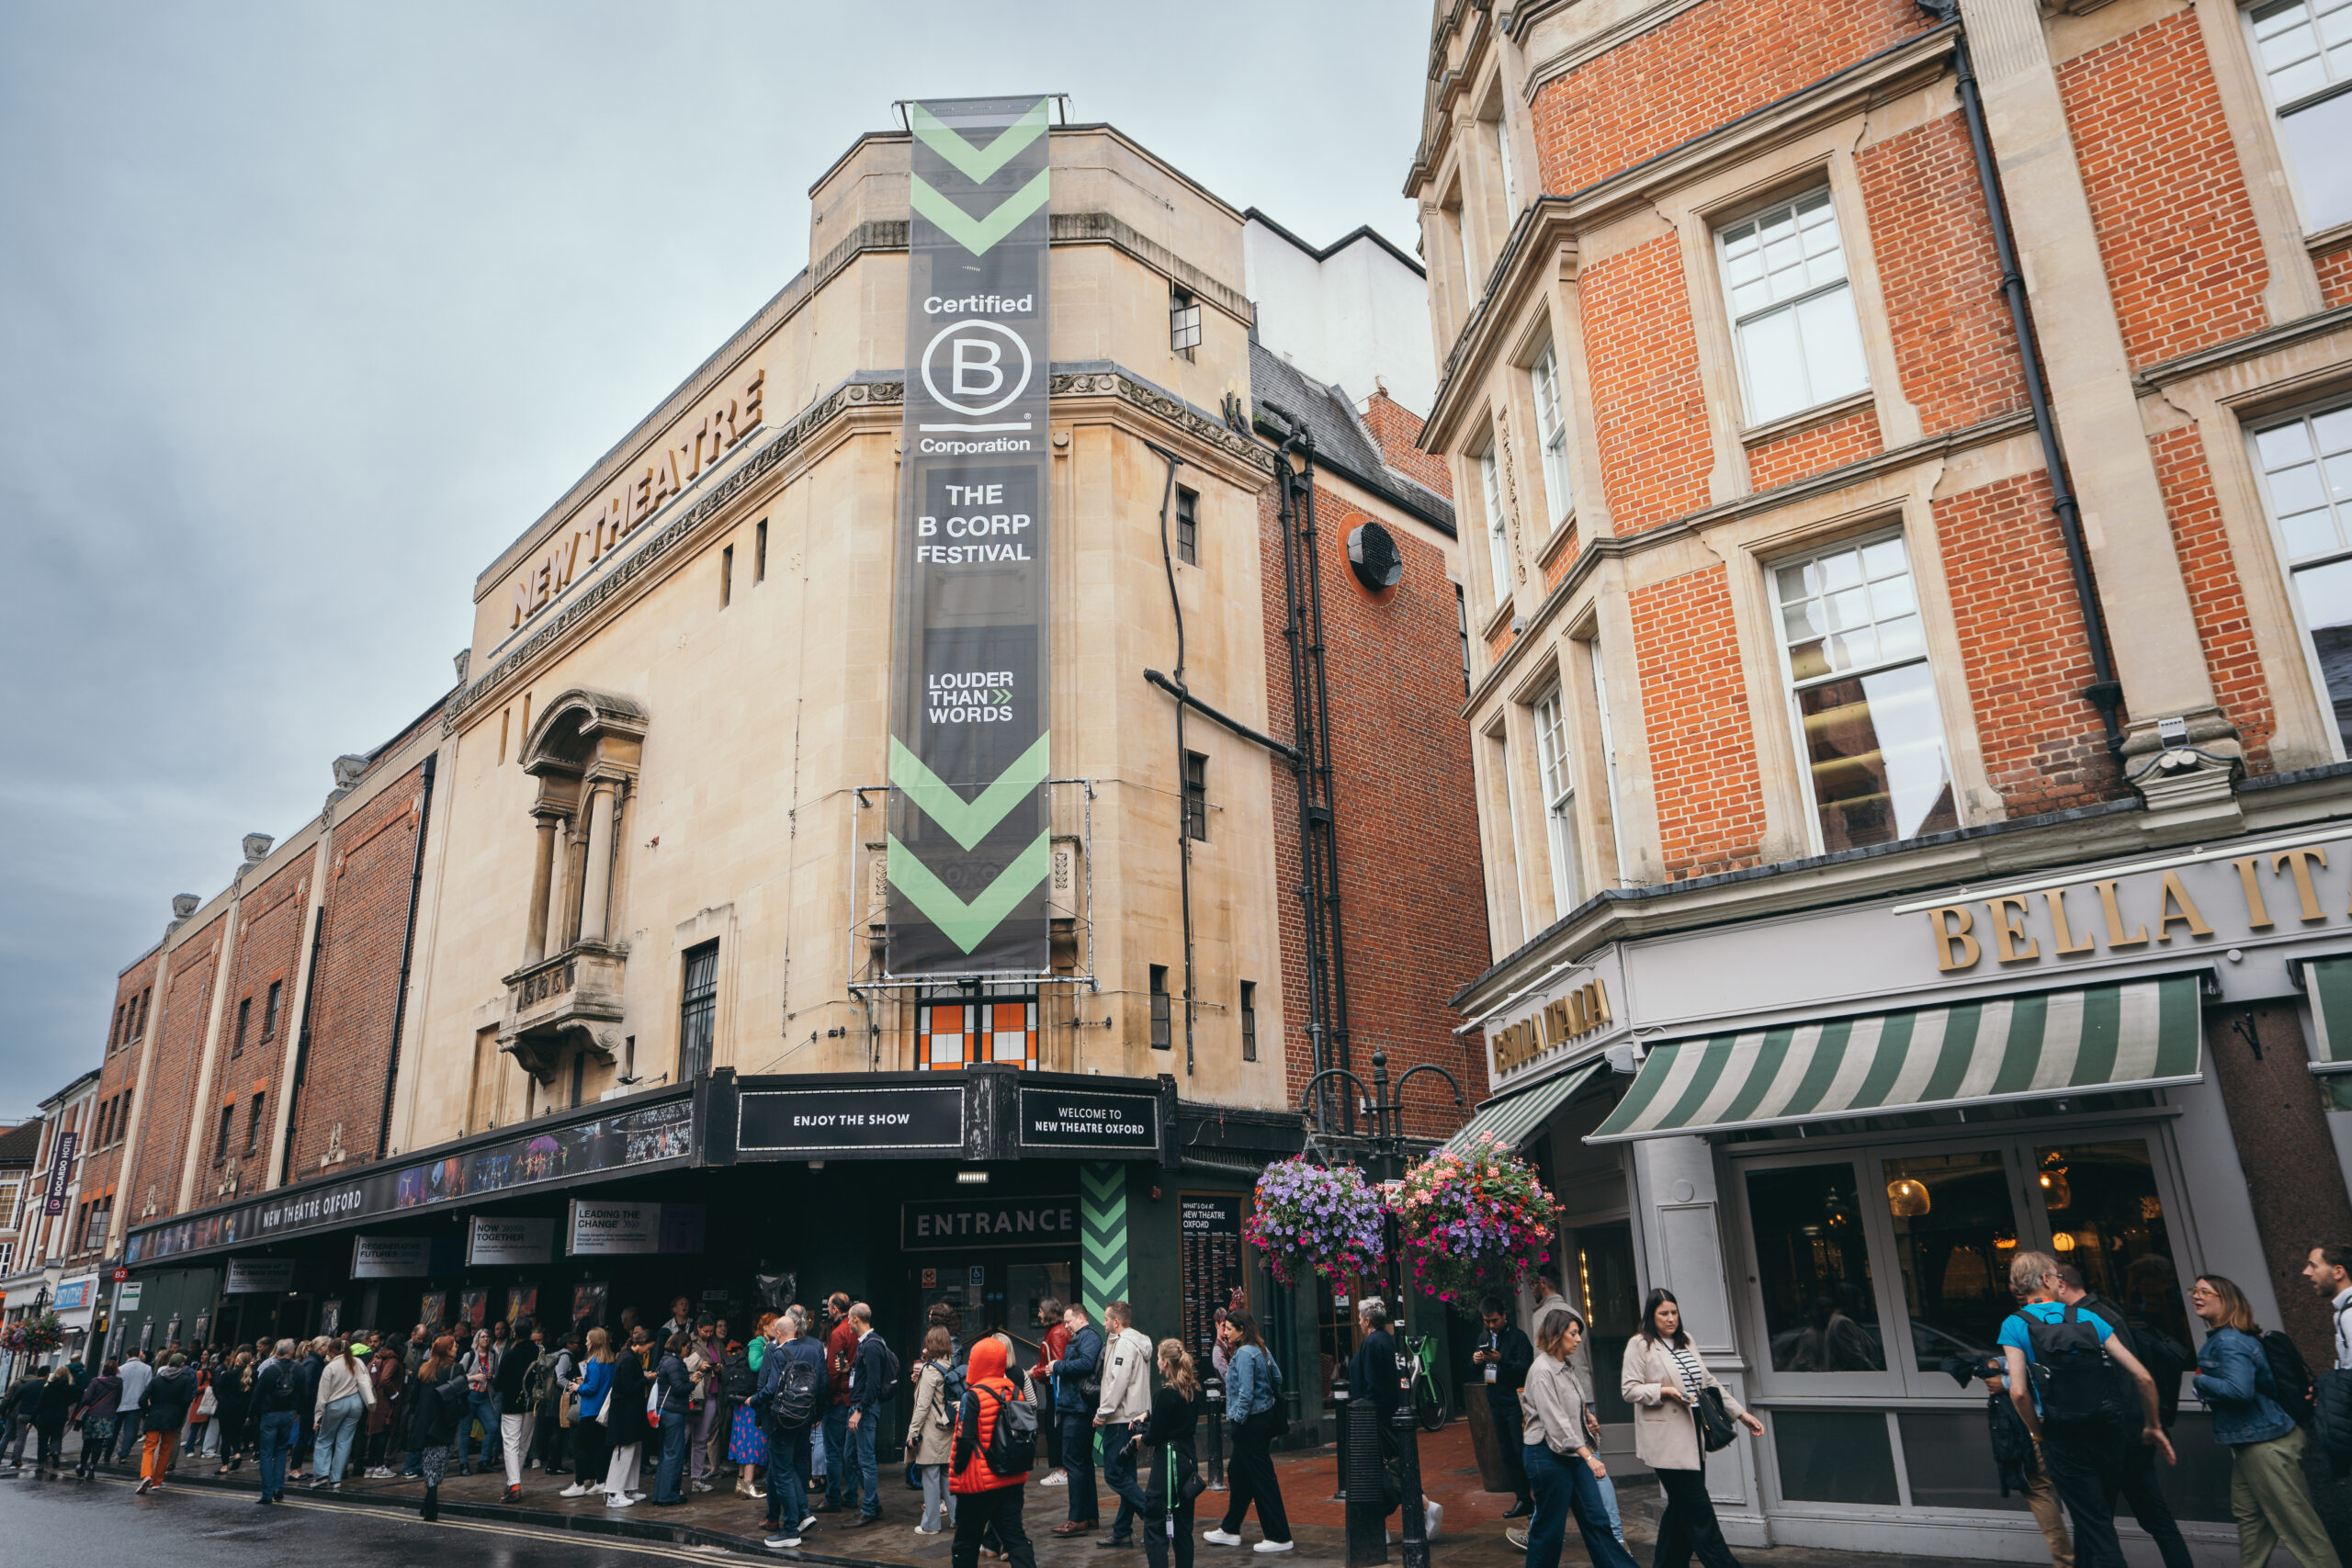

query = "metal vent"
1347;520;1403;591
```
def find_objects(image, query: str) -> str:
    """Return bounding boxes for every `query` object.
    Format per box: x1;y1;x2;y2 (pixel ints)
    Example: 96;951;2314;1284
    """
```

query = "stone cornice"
1406;0;1493;199
1420;199;1577;451
2131;302;2352;395
447;368;1272;730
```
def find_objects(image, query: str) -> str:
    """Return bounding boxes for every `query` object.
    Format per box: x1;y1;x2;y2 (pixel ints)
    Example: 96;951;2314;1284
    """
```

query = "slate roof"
1250;341;1455;536
0;1120;43;1168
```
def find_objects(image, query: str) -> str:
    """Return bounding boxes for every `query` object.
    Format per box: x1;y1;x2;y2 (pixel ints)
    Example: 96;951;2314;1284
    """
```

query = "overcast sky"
0;2;1433;1121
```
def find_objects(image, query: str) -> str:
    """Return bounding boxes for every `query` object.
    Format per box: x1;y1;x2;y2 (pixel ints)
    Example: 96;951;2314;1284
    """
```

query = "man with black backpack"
761;1305;828;1550
2052;1265;2190;1568
2000;1251;2175;1568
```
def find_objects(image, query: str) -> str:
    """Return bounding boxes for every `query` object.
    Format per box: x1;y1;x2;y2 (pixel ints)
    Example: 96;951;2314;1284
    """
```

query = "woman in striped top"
1620;1289;1762;1568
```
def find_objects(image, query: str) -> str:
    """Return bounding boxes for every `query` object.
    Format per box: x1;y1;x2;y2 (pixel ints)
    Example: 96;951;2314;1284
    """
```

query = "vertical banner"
889;95;1055;974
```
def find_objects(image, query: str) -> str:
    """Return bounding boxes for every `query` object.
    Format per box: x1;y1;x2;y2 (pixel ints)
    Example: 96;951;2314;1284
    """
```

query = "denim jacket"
2193;1325;2294;1447
1224;1343;1280;1426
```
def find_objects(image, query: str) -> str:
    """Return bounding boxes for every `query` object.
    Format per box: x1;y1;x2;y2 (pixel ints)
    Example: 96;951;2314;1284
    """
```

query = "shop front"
1459;824;2352;1563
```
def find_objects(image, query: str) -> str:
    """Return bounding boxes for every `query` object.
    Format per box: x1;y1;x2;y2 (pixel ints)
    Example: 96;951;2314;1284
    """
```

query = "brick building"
1419;0;2352;1557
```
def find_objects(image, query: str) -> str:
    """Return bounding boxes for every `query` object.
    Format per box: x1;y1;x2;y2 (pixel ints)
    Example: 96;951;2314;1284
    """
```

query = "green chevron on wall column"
1080;1161;1128;1316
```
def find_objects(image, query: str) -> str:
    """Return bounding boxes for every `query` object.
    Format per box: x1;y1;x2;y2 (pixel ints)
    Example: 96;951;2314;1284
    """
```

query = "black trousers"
1487;1390;1529;1503
1653;1467;1741;1568
2110;1437;2190;1568
573;1416;609;1491
2041;1420;2124;1568
1218;1416;1292;1544
1143;1500;1196;1568
954;1484;1036;1568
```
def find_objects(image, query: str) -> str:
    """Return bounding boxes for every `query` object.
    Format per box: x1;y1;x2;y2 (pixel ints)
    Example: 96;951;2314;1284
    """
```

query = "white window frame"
1715;188;1871;428
1585;639;1626;886
1531;343;1572;531
1480;442;1512;613
1532;687;1578;912
2248;399;2352;761
1494;115;1518;217
1456;204;1481;307
1769;529;1953;854
2245;0;2352;233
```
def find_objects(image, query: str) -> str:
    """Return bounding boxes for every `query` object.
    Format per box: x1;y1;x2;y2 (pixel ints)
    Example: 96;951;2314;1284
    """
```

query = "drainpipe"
375;752;436;1158
1147;440;1197;1077
1920;0;2125;751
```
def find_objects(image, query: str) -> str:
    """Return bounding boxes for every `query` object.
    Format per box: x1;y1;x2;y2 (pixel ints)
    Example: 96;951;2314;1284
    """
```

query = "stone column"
578;783;616;944
524;812;560;964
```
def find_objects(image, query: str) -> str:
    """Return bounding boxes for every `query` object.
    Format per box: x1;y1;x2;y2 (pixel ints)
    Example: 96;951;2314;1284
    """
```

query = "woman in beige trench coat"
1620;1289;1765;1568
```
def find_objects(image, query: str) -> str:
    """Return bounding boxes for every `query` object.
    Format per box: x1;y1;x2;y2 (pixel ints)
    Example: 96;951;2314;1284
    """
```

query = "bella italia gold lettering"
508;367;767;631
1924;844;2341;972
1492;978;1611;1075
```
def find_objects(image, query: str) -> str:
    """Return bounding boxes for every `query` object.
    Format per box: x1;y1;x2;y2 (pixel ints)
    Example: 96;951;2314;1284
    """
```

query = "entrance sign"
901;1193;1077;1251
567;1200;705;1257
469;1216;556;1266
889;95;1056;973
223;1258;296;1294
738;1083;964;1155
1017;1086;1159;1155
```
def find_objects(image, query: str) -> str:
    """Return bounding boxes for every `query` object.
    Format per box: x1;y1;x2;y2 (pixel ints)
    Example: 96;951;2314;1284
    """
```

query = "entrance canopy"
1445;1063;1601;1153
1589;976;2201;1144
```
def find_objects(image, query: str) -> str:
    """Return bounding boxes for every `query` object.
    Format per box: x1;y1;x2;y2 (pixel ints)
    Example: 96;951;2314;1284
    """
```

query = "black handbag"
1694;1386;1737;1453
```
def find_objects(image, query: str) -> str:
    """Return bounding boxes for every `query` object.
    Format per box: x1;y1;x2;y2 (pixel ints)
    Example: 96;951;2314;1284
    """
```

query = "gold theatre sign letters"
1927;842;2346;973
1491;977;1612;1076
507;367;767;630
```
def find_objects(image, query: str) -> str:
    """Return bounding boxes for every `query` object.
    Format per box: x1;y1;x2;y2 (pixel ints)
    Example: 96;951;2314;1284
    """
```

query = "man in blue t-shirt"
1998;1250;2173;1568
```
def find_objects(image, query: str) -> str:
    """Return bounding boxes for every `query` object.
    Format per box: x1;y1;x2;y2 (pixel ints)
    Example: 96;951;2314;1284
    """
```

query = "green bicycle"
1400;1332;1450;1432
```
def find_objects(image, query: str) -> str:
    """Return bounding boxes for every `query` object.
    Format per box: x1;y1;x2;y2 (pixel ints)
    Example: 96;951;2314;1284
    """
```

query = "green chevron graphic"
910;99;1050;183
888;831;1050;953
889;731;1051;851
911;169;1051;255
1080;1162;1128;1317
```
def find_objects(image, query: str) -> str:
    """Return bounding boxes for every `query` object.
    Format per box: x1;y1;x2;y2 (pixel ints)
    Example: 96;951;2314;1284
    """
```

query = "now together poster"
888;95;1054;975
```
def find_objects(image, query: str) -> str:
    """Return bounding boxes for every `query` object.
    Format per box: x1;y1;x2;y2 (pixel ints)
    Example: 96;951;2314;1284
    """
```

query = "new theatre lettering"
1016;1086;1158;1153
1923;836;2352;973
506;367;767;630
902;1194;1077;1250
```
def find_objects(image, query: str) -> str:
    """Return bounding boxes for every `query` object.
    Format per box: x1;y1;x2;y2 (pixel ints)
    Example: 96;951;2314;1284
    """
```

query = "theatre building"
1422;0;2352;1560
105;107;1486;1438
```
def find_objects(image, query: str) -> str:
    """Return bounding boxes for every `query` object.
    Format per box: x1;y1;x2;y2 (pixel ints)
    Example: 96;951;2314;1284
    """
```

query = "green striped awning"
1589;977;2202;1143
2303;956;2352;1071
1446;1063;1601;1153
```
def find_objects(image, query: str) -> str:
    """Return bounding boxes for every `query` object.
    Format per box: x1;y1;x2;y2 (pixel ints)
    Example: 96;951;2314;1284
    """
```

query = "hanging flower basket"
1245;1156;1385;1287
0;1312;63;1356
1395;1134;1560;1310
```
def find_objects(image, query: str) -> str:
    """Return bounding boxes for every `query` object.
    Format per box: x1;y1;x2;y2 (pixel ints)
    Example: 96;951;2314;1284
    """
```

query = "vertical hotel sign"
889;96;1055;974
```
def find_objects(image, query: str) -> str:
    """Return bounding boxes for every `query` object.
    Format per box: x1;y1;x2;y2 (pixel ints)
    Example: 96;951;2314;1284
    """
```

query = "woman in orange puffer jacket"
951;1335;1036;1568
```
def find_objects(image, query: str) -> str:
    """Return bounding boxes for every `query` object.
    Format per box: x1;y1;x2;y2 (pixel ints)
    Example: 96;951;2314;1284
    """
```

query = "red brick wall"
291;761;428;1172
1360;392;1454;500
2152;423;2276;773
2057;11;2269;369
1583;235;1713;533
1530;0;1928;194
1747;405;1883;491
1932;470;2124;813
1542;525;1582;591
1262;482;1490;1140
137;916;224;1220
2318;242;2352;310
198;855;312;1204
1630;563;1770;879
70;949;163;1258
1856;110;2030;434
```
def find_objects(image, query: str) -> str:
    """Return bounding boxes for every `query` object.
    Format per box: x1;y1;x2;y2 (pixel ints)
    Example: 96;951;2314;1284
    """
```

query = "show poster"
888;94;1055;975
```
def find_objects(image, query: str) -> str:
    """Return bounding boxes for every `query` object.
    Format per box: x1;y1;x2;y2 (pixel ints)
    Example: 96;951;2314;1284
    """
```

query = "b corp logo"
921;321;1033;417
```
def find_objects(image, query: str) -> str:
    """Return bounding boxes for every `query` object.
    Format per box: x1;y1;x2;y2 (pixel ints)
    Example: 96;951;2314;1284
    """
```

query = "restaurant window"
1773;532;1958;852
1183;751;1208;841
261;978;283;1043
1150;966;1172;1051
1176;487;1199;566
1882;1148;2018;1370
1746;1162;1884;1373
232;996;251;1058
2034;1139;2193;1348
1532;687;1578;913
919;994;1036;1070
1530;342;1571;530
678;940;718;1081
2253;403;2352;755
2246;0;2352;232
1716;188;1870;426
1240;980;1258;1062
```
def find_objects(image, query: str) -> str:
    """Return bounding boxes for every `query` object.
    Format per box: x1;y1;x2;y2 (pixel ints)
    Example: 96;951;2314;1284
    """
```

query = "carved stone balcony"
500;940;627;1079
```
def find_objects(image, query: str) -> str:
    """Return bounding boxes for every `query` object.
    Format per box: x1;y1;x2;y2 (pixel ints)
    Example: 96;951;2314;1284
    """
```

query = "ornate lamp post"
1298;1046;1461;1568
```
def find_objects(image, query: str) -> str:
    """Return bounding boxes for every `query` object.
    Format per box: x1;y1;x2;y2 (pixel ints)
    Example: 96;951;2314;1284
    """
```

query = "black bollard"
1343;1381;1389;1567
1204;1374;1227;1490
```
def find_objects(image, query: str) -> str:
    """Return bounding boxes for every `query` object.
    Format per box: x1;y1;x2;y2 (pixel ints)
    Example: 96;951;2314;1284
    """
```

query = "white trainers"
1202;1529;1244;1546
1252;1542;1294;1554
915;1525;943;1534
1505;1529;1530;1551
764;1534;802;1550
606;1492;639;1508
1041;1470;1069;1486
560;1483;590;1498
